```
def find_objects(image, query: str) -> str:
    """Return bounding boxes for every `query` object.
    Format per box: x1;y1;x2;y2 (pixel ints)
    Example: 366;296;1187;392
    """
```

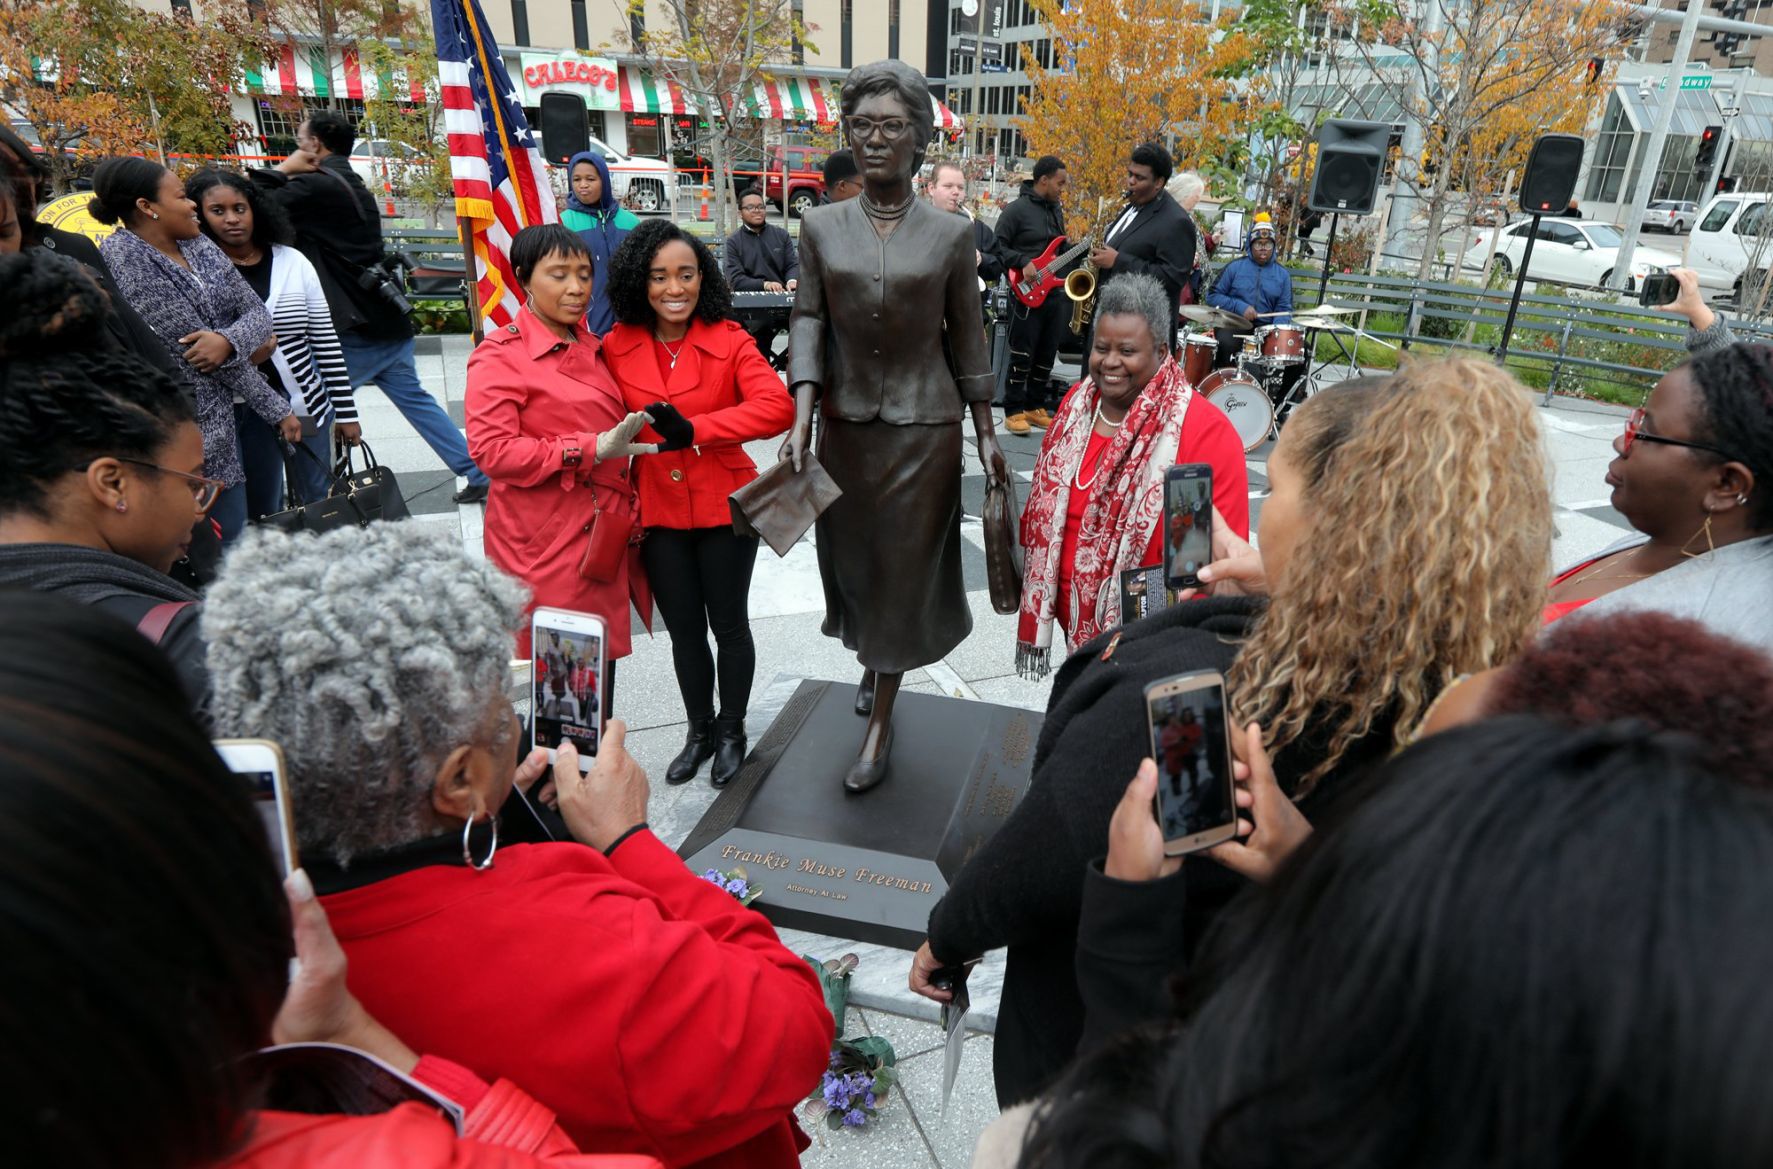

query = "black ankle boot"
710;714;748;788
666;716;715;785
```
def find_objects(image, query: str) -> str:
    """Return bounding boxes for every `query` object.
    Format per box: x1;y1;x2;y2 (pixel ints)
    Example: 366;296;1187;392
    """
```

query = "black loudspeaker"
537;92;590;166
1307;119;1389;216
1519;134;1585;215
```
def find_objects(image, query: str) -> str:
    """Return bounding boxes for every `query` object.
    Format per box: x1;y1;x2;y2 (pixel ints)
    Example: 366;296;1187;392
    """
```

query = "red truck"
760;144;826;218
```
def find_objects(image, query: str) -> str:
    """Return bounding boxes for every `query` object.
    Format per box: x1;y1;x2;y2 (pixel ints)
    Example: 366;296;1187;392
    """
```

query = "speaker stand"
1314;213;1341;305
1494;213;1543;369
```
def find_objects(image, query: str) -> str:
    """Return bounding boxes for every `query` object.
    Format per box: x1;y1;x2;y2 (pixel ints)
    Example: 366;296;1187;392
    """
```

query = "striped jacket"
261;245;356;424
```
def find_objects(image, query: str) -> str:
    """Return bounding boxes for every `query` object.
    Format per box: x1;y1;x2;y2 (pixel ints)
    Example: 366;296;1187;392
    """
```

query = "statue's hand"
979;431;1008;485
781;417;812;473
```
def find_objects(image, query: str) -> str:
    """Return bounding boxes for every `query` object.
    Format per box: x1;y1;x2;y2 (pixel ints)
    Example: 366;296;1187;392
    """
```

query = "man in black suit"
1089;142;1195;349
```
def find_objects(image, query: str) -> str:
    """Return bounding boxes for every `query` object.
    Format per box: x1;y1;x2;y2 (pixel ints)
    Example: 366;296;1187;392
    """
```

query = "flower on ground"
725;878;749;896
843;1108;867;1127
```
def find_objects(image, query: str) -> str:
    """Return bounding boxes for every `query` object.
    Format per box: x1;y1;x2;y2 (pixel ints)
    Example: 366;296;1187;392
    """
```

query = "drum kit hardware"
1177;303;1394;453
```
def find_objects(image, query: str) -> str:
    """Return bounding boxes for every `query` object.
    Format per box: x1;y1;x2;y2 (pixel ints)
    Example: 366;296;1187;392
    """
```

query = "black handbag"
982;473;1024;615
254;442;398;535
331;440;410;524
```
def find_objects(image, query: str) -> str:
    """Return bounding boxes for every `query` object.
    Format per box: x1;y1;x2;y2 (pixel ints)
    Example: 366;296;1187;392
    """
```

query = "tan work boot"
1025;408;1054;429
1004;412;1031;436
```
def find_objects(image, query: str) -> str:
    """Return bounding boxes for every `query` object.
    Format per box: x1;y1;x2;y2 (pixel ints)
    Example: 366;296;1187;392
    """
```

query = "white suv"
1643;200;1698;233
1687;192;1773;305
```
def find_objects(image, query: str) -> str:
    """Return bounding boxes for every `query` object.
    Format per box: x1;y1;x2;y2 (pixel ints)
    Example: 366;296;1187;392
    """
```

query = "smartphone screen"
1164;464;1214;590
531;607;606;768
1145;672;1237;855
1639;272;1679;308
215;739;298;878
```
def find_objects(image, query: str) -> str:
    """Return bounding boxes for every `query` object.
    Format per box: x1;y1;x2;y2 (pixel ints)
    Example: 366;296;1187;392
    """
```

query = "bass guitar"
1008;235;1094;308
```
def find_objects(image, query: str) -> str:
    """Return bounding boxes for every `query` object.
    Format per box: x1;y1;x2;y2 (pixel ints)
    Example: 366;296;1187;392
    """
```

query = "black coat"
992;180;1070;273
721;222;799;290
925;596;1398;1107
36;227;175;373
251;155;410;340
971;215;1005;284
1098;192;1196;338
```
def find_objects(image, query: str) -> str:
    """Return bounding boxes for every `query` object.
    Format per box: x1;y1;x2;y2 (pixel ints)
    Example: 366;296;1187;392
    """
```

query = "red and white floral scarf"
1015;355;1193;678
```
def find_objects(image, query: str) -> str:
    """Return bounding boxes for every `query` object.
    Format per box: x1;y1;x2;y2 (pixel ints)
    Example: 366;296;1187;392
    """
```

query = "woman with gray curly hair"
1012;272;1250;673
203;522;834;1169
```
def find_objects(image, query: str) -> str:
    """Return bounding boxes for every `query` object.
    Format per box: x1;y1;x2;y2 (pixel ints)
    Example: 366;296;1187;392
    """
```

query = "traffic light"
1719;175;1738;194
1696;125;1723;170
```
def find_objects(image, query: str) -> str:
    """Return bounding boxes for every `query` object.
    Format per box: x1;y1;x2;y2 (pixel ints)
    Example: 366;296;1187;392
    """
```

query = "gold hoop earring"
1680;512;1717;560
461;812;498;871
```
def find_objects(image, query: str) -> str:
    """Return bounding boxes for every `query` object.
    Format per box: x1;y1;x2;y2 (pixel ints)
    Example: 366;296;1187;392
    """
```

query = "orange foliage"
1020;0;1264;240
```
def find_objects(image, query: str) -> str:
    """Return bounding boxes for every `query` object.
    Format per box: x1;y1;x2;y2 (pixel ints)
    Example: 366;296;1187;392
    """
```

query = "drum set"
1177;304;1390;453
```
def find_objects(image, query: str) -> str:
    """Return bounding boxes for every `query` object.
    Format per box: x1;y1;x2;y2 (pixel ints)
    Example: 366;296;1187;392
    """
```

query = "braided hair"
0;249;194;518
1686;342;1773;530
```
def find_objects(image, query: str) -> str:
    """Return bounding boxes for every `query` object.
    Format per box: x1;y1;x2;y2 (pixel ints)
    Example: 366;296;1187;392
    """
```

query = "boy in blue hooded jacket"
1206;214;1293;367
560;151;639;335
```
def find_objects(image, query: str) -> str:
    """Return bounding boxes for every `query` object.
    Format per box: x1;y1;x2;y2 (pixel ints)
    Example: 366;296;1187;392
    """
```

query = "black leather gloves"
645;401;696;452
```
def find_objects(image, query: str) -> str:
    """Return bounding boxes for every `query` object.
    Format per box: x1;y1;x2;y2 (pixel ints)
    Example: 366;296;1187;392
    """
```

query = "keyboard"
730;290;794;329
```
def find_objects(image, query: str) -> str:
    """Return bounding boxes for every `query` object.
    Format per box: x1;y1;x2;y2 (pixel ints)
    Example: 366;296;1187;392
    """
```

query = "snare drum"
1182;333;1217;386
1257;324;1306;364
1199;369;1274;453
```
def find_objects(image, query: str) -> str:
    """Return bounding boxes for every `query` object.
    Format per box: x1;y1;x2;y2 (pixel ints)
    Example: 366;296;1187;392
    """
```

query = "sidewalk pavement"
350;332;1643;1168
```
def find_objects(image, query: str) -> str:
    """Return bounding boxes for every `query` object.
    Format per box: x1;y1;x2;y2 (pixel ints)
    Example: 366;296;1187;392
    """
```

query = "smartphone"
531;606;607;771
1639;271;1679;308
1163;464;1214;591
215;738;299;878
1144;670;1238;857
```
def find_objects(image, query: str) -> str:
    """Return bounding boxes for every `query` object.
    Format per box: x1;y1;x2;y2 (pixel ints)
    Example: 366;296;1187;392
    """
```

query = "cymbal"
1178;304;1252;331
1291;304;1360;316
1296;318;1357;333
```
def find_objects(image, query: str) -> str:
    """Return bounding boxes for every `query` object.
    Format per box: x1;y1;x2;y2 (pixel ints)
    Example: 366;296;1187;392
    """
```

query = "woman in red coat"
467;225;657;669
601;220;795;788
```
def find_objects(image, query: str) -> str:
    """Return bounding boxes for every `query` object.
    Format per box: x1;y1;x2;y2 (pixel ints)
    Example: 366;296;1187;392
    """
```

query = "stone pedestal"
678;679;1040;950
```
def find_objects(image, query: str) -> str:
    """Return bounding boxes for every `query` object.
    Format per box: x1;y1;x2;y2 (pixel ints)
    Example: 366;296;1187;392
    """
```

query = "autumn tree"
1020;0;1264;242
1329;0;1629;280
0;0;272;194
621;0;811;234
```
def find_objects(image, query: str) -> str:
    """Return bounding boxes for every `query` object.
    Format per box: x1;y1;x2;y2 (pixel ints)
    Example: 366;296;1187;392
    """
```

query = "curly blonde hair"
1228;358;1553;792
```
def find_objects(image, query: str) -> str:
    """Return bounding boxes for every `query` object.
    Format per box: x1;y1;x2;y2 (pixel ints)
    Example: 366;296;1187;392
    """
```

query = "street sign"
955;34;1005;67
1659;74;1714;90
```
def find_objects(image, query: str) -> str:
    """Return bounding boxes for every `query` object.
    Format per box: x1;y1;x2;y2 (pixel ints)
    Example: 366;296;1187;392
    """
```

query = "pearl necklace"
860;192;915;220
1074;406;1126;491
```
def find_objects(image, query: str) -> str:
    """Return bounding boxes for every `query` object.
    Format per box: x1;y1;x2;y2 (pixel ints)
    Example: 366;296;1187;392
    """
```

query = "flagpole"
459;214;485;346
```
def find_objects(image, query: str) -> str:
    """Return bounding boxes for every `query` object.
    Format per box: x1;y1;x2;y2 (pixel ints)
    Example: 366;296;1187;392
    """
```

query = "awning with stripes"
743;74;839;122
244;44;427;104
932;96;964;131
616;65;698;115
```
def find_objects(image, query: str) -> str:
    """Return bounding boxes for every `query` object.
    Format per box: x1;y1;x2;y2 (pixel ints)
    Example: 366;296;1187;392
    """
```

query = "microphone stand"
1494;212;1543;368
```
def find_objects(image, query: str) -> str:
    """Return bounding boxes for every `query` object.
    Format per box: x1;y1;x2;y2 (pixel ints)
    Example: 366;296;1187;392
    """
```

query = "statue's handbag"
982;474;1024;615
728;454;842;558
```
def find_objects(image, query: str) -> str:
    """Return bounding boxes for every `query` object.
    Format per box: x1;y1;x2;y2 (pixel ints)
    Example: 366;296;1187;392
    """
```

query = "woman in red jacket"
0;592;659;1169
467;225;656;667
601;220;795;788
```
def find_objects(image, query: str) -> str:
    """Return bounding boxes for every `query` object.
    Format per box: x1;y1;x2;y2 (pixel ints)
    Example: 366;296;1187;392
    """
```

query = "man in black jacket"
251;110;489;504
925;160;1004;288
723;186;798;360
1090;142;1195;350
993;155;1072;434
723;187;799;292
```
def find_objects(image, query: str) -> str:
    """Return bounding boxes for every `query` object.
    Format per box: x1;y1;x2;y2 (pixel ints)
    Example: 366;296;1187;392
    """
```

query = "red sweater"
319;834;833;1169
222;1055;662;1169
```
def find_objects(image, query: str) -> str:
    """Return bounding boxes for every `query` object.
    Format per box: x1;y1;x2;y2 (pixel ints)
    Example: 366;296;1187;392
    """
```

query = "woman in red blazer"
467;226;656;671
602;220;795;787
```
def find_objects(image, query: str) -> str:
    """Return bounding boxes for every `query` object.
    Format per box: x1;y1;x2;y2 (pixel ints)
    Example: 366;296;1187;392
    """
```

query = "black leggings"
642;525;760;721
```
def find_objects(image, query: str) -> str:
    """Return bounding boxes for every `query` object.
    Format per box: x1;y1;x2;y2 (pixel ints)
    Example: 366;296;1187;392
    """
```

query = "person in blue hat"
560;151;639;335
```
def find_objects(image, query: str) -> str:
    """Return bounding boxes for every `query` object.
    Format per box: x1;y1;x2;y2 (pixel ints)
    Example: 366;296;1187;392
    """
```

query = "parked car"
1643;200;1699;233
1460;219;1682;291
577;135;674;213
347;139;420;197
1687;191;1772;306
760;144;826;218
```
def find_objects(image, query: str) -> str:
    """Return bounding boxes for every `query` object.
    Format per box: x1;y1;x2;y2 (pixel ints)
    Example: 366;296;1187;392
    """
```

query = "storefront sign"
519;53;621;110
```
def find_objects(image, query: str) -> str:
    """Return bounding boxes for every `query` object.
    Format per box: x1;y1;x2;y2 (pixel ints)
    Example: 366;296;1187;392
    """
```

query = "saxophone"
1065;233;1098;334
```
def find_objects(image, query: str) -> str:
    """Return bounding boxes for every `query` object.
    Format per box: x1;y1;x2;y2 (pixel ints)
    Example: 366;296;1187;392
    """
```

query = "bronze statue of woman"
785;60;1007;793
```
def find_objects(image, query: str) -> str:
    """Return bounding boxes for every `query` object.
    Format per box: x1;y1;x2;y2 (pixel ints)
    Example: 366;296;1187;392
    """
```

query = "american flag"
432;0;556;331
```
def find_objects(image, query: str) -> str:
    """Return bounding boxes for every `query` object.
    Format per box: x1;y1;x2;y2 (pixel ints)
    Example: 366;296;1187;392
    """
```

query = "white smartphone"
215;738;299;878
531;606;608;771
1144;670;1238;856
